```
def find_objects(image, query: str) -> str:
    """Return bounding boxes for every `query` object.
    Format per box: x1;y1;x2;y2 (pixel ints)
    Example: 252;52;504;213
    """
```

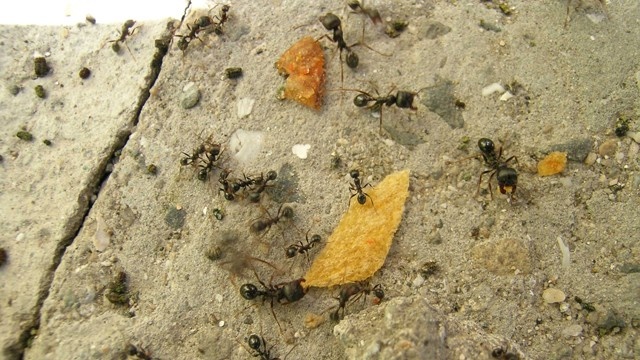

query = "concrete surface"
1;0;639;359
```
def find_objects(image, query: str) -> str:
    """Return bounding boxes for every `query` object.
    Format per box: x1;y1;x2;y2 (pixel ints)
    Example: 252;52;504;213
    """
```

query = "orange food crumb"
276;37;325;110
304;170;410;288
537;151;567;176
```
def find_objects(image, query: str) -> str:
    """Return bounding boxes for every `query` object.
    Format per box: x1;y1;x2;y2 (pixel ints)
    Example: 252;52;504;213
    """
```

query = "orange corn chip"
304;170;410;287
276;36;325;110
537;151;567;176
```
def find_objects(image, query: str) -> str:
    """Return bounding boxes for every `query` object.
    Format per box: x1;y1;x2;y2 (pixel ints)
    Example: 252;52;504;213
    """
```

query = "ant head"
221;4;230;13
497;166;518;194
266;170;278;181
310;234;321;244
247;334;263;350
345;50;359;68
349;169;360;179
319;13;341;31
124;19;136;28
177;37;189;51
372;284;385;300
281;206;294;219
347;0;361;10
478;138;495;155
240;284;259;300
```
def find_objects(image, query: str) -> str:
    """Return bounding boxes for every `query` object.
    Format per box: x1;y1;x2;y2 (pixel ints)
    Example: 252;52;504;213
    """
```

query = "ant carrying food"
330;281;384;321
475;138;518;199
196;144;222;181
106;19;138;56
350;87;419;133
240;272;307;330
250;204;294;236
219;169;237;200
286;230;321;261
349;169;373;206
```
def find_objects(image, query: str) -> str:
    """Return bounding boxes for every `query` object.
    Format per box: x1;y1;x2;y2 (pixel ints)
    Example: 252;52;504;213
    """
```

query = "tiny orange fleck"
276;37;325;110
538;151;567;176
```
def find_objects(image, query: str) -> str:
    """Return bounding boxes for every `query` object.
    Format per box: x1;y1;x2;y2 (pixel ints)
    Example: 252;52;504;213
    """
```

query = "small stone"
180;82;200;109
224;67;243;79
543;288;566;304
16;131;34;142
237;98;255;118
412;274;425;287
34;56;50;77
34;85;46;99
562;324;583;337
628;131;640;144
8;84;20;95
584;152;597;166
598;139;617;157
79;67;91;79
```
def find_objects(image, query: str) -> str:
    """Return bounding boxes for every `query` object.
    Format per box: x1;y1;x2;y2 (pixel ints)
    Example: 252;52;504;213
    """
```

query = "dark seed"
79;67;91;79
225;67;243;79
16;131;34;141
35;85;46;98
34;57;50;77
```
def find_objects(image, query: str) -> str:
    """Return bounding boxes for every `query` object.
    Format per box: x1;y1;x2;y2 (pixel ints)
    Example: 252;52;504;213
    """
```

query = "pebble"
237;98;255;118
562;324;583;337
584;152;597;166
628;131;640;143
180;82;200;109
542;288;566;304
598;139;617;157
412;274;425;288
628;142;638;160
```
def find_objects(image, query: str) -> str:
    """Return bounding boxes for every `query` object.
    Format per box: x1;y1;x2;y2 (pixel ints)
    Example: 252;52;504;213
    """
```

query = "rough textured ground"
1;1;638;359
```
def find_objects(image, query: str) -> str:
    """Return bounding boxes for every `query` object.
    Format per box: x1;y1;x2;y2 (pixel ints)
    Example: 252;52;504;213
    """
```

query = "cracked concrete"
1;1;639;359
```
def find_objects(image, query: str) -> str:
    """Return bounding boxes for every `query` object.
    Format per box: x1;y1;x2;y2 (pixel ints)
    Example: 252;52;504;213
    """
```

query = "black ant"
476;138;518;199
107;19;138;56
247;334;279;360
286;230;321;261
211;4;230;35
349;169;373;206
176;15;213;52
318;13;388;89
330;282;384;321
125;343;153;360
219;169;237;200
196;144;222;181
351;87;419;133
180;143;206;166
250;204;294;236
247;170;278;203
240;273;307;330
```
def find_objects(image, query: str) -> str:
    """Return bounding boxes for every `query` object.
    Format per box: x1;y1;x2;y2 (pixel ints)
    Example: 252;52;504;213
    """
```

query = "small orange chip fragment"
304;170;410;288
276;36;325;110
537;151;567;176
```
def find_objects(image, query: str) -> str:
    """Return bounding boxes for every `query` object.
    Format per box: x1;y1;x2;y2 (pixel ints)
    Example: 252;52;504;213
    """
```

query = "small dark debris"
16;131;34;142
212;208;224;220
614;116;630;137
86;15;96;24
385;20;408;38
35;85;46;99
424;21;451;39
34;57;50;77
8;84;20;96
0;247;7;267
420;261;439;278
79;67;91;79
147;164;157;175
574;296;596;312
43;139;52;146
105;271;129;305
225;67;243;79
165;206;186;229
205;245;222;261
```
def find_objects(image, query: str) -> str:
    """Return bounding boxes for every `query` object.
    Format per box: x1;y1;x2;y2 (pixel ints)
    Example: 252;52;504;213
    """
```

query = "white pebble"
15;233;25;242
93;216;111;252
412;274;425;288
229;129;264;164
218;320;225;327
214;294;223;303
482;83;505;96
292;144;311;159
499;91;514;101
543;288;566;304
237;98;255;118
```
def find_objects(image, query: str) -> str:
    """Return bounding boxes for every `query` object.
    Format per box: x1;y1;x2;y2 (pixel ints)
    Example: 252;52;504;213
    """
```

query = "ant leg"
476;169;494;198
